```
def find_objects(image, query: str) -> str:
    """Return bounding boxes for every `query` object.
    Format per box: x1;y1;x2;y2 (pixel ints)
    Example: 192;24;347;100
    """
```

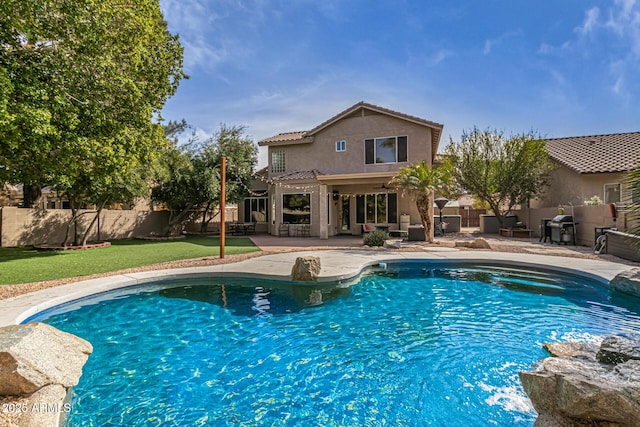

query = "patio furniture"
407;225;425;241
388;229;408;238
500;228;533;238
278;222;289;237
362;224;374;234
244;222;256;235
229;222;243;236
539;218;552;243
296;223;310;237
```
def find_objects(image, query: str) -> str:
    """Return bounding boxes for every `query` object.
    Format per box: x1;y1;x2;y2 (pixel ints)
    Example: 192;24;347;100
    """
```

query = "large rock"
468;237;491;249
543;341;598;360
610;268;640;298
597;336;640;365
520;336;640;427
0;323;93;396
291;256;321;281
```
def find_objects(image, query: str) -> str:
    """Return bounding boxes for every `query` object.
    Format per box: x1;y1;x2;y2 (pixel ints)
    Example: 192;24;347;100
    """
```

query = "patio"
247;230;635;265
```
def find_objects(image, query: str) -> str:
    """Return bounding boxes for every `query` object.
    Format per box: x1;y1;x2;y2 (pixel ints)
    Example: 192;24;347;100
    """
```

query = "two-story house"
241;102;444;239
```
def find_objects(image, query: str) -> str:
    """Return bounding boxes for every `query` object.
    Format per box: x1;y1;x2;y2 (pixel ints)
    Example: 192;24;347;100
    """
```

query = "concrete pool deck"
0;249;635;327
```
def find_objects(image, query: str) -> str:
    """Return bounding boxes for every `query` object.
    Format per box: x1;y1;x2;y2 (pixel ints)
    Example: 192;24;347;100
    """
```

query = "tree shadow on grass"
0;246;64;263
109;236;259;250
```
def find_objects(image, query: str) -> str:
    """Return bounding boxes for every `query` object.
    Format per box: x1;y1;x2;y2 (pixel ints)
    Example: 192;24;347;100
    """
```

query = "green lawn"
0;236;260;285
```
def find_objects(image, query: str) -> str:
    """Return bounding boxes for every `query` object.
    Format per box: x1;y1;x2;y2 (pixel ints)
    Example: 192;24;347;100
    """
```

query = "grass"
0;236;260;285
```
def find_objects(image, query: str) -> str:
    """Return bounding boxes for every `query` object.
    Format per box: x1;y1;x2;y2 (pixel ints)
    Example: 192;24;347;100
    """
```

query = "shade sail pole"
220;156;226;259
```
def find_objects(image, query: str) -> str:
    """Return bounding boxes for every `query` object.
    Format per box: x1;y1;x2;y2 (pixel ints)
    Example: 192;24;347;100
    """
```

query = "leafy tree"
444;128;554;228
0;0;185;211
191;125;257;232
389;161;450;243
62;164;152;247
151;124;257;236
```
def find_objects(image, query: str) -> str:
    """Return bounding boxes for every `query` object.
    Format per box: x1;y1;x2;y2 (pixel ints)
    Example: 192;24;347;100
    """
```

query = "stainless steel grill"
548;215;576;245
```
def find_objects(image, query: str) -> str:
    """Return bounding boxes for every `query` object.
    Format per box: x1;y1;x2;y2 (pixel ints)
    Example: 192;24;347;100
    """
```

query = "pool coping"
0;250;634;327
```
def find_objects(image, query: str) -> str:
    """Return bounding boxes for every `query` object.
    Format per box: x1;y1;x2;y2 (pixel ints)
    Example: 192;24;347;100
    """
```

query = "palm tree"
389;162;449;243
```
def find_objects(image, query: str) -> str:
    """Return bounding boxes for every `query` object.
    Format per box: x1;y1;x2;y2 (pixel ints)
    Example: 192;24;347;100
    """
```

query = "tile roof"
272;169;324;181
306;101;444;136
257;102;444;156
258;131;311;146
545;131;640;174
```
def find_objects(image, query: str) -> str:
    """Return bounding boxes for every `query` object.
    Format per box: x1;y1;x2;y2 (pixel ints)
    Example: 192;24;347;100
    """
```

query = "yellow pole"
220;156;226;259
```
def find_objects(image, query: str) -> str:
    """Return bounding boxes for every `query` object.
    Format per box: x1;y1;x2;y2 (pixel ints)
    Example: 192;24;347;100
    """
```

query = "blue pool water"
31;263;640;426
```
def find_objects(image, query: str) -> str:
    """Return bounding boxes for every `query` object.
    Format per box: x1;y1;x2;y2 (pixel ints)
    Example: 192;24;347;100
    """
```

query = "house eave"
317;171;397;185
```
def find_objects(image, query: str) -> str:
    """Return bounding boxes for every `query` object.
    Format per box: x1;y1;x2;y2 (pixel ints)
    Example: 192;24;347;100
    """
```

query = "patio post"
319;184;329;239
220;156;226;258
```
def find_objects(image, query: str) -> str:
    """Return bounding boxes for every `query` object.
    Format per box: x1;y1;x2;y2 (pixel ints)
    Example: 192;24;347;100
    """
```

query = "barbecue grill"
548;214;577;245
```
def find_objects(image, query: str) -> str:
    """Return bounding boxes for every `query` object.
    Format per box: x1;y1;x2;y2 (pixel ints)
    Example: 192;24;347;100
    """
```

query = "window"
271;150;285;173
355;193;398;224
604;183;621;204
243;197;268;223
282;194;311;224
365;136;408;164
336;140;346;152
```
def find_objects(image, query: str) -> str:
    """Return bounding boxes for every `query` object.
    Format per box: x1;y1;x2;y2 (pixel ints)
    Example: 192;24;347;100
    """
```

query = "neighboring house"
0;184;70;209
243;102;444;238
534;132;640;208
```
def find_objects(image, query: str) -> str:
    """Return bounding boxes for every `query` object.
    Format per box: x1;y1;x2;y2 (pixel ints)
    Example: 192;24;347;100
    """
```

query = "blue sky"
159;0;640;167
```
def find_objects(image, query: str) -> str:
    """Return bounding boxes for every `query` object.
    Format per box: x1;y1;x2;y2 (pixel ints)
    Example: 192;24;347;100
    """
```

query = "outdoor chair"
362;223;374;234
245;222;256;235
230;222;243;236
299;223;310;237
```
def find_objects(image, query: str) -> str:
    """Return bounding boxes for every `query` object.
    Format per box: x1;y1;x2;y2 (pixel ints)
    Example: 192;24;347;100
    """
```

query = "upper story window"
364;136;408;164
336;140;346;152
604;183;621;203
271;150;285;173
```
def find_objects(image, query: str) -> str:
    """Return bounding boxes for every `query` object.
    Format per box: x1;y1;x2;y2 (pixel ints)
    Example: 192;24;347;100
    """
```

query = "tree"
151;124;257;236
444;128;554;228
626;166;640;240
66;164;152;247
389;161;449;243
0;0;185;210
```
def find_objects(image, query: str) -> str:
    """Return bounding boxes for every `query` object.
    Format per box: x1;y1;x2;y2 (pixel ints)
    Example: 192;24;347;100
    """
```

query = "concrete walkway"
0;247;634;327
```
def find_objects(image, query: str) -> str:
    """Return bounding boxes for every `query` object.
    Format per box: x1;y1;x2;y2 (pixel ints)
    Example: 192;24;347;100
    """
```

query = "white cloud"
575;7;600;34
160;0;218;34
606;0;640;54
430;49;454;65
483;30;523;55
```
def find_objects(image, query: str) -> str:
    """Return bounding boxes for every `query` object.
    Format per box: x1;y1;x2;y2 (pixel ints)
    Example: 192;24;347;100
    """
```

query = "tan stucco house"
240;102;444;239
534;131;640;208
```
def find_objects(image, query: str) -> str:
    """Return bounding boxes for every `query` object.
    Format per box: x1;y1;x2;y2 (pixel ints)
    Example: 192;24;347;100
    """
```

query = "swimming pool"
30;262;640;426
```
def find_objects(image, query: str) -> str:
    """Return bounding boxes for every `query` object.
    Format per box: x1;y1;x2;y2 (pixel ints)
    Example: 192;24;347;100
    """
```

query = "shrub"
584;195;603;206
363;230;390;247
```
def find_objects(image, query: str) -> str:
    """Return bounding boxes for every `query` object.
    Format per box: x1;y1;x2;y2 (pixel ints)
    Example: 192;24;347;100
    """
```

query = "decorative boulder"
610;268;640;298
468;237;491;249
291;256;321;281
0;323;93;396
454;241;470;247
520;336;640;427
597;336;640;365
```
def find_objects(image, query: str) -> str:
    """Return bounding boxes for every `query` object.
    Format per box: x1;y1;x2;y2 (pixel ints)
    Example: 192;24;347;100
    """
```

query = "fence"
0;207;169;247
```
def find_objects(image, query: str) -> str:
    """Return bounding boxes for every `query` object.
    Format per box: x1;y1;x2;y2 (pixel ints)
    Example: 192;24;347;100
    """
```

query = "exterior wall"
0;207;169;247
533;166;627;208
267;113;433;177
